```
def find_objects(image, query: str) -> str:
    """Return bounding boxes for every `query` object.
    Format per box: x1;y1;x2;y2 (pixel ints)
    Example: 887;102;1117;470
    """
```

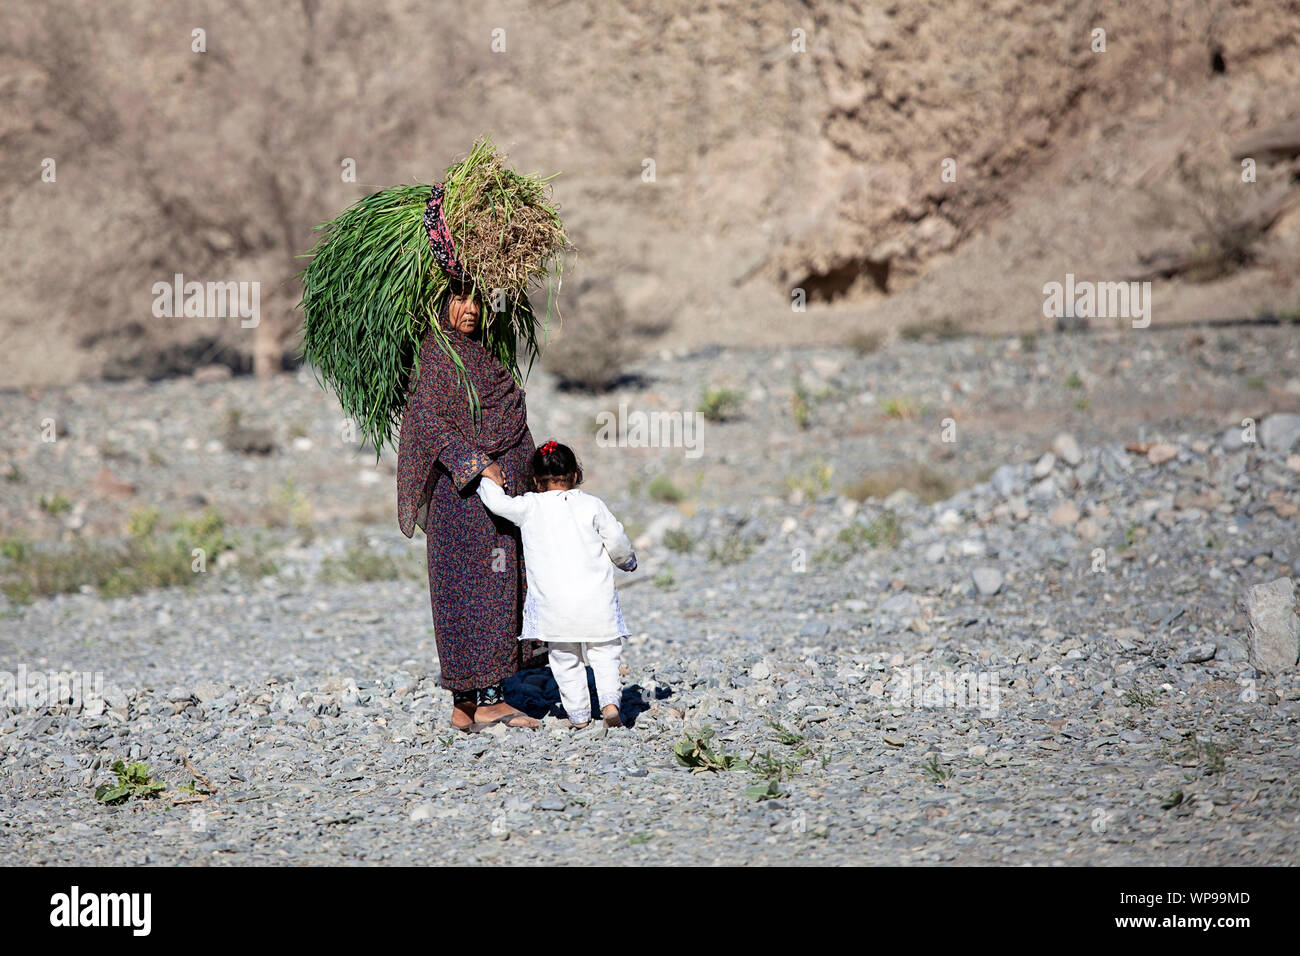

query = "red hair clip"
539;440;559;456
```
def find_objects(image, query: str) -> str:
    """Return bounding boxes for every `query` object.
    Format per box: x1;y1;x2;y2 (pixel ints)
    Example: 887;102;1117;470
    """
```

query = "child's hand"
481;462;505;488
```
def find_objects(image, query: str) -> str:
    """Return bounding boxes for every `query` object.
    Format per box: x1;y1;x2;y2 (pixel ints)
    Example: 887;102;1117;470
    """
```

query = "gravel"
2;329;1299;865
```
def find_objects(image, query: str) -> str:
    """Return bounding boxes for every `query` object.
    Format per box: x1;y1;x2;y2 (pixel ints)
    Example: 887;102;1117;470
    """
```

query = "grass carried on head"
298;135;568;455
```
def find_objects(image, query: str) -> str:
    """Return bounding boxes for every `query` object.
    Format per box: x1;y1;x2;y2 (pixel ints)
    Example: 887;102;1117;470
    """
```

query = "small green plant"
1245;374;1267;391
880;396;916;419
744;780;782;802
3;507;237;603
1123;688;1156;710
743;721;823;783
744;749;803;783
707;533;753;566
320;541;417;583
662;528;694;553
816;512;902;563
1204;739;1228;775
647;475;685;504
653;567;675;589
767;721;805;747
173;510;233;562
266;478;312;532
785;460;833;499
791;378;813;430
858;512;901;548
1019;331;1038;352
39;493;72;516
920;754;953;783
1064;372;1084;390
699;388;743;423
94;760;167;805
1169;731;1232;774
673;727;745;773
128;507;160;540
1115;524;1140;553
3;463;22;483
232;532;279;579
628;832;653;845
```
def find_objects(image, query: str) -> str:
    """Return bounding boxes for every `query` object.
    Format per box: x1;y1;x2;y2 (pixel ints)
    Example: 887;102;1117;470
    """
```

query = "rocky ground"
2;325;1299;865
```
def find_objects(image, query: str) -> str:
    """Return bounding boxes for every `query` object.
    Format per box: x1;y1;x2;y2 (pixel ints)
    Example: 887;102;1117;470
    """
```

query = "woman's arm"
401;361;491;491
476;476;532;526
592;499;637;571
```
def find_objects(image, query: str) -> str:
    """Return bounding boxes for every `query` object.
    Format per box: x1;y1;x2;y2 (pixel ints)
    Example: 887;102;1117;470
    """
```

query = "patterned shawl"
395;296;530;537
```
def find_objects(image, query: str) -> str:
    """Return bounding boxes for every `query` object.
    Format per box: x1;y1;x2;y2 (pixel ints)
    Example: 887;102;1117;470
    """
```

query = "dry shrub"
899;317;963;342
844;464;958;504
544;278;631;392
1179;159;1263;281
848;330;883;355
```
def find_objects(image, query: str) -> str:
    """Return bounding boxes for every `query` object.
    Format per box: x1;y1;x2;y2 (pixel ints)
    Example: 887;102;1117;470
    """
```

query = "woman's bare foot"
601;704;623;728
451;700;476;731
474;700;539;728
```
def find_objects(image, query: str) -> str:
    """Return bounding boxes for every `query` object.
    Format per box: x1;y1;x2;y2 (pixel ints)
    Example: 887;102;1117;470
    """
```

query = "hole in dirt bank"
1210;47;1226;74
793;256;891;304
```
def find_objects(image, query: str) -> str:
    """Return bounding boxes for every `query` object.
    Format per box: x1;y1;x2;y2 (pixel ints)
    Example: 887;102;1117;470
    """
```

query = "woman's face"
448;292;480;334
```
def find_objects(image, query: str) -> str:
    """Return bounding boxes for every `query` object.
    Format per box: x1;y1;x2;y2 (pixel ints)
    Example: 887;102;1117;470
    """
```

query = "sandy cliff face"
1;0;1297;387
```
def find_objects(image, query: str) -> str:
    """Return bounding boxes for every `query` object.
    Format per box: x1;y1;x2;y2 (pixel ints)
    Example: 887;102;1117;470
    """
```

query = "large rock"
1052;433;1083;467
880;593;920;616
972;567;1003;596
990;464;1020;497
193;681;232;704
1221;425;1248;452
1215;637;1249;663
1050;502;1081;526
1259;414;1300;453
1146;443;1178;465
1242;577;1300;673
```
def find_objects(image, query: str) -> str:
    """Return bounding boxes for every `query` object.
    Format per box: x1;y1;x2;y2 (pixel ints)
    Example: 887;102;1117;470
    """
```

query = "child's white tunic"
476;482;637;643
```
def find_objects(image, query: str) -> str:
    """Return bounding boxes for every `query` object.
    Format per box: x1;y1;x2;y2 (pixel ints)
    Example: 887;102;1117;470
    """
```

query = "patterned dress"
396;317;537;692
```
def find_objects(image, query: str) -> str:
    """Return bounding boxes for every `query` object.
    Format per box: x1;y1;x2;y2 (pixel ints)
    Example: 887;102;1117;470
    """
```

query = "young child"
476;440;637;728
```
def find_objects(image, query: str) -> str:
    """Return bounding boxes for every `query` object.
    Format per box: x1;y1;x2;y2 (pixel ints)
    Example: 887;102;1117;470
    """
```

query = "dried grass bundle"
298;135;567;455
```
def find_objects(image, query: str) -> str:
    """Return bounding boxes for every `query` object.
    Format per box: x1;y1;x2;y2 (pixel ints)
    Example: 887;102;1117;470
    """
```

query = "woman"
396;282;541;731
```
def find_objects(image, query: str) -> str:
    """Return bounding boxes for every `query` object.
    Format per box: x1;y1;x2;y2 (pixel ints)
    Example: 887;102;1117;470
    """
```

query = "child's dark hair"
531;440;583;489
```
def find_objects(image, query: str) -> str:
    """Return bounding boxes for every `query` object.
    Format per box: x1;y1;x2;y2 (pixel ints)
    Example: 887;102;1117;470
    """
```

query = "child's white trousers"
547;639;623;723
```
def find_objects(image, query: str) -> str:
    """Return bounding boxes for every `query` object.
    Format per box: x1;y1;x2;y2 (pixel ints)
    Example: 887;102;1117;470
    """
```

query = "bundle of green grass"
299;136;567;454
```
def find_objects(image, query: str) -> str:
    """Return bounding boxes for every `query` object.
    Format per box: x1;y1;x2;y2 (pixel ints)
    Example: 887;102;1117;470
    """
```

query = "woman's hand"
481;462;505;488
